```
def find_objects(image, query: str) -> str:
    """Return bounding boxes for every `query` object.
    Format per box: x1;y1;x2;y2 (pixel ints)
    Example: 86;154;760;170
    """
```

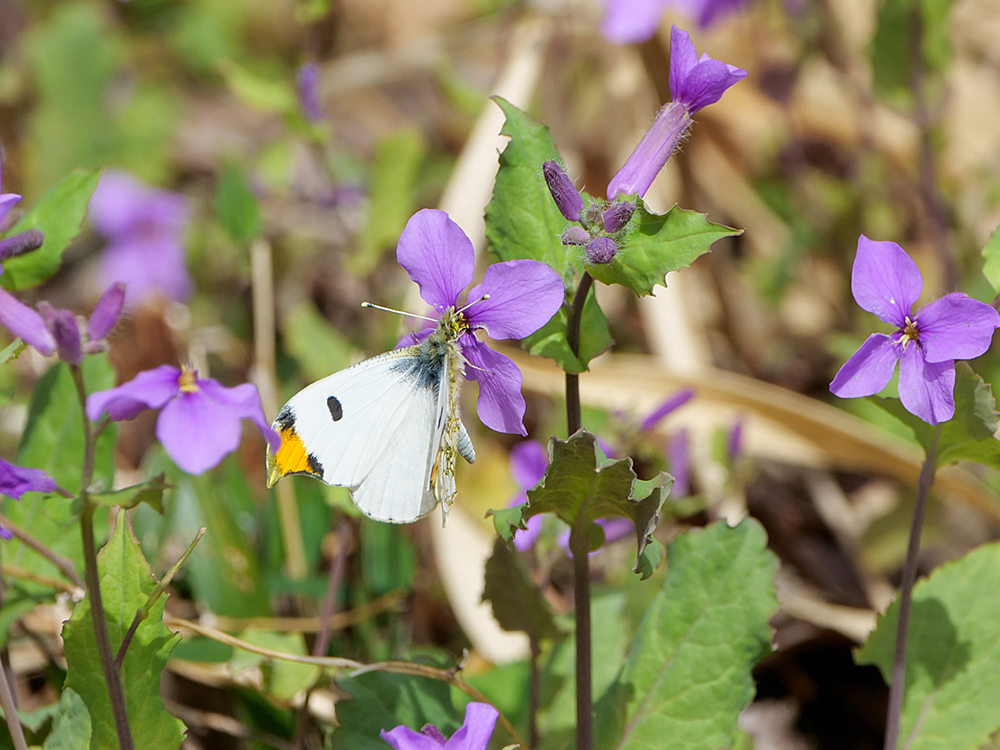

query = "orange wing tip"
266;426;320;487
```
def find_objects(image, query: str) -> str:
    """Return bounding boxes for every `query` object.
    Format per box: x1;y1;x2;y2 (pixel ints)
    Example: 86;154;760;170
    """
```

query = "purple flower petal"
599;0;668;43
396;209;474;313
157;389;244;474
444;702;498;750
380;726;444;750
88;283;126;341
99;234;191;304
462;336;528;435
640;389;695;431
90;171;188;238
510;440;548;489
667;428;690;496
198;379;282;451
898;346;955;425
86;365;182;422
829;333;900;398
297;62;324;123
915;293;1000;363
0;458;57;500
512;512;544;551
397;326;435;349
466;259;564;340
0;526;11;540
607;101;691;200
599;517;634;545
851;236;922;327
0;288;56;355
0;193;21;227
667;26;747;112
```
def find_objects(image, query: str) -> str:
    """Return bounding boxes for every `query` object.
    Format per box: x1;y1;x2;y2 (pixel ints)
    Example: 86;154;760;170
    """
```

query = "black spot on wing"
327;396;343;421
308;453;324;476
274;405;295;431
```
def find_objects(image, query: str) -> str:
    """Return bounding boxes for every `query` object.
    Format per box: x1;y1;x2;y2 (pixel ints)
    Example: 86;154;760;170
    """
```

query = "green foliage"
869;0;952;107
63;512;184;750
490;431;670;578
587;200;740;297
215;161;261;244
331;673;461;749
594;519;779;750
485;97;578;283
874;364;1000;468
42;689;93;750
280;302;354;384
858;541;1000;749
1;169;101;290
482;537;565;642
982;224;1000;294
521;282;613;374
353;129;427;276
89;474;170;514
360;521;415;597
229;631;321;700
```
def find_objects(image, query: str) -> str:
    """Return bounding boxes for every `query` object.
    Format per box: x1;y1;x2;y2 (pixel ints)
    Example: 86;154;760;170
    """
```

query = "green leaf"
41;688;92;750
872;364;1000;469
857;541;1000;750
490;431;670;576
868;0;951;108
215;161;260;244
0;338;25;365
521;283;613;374
280;302;354;384
216;58;298;116
587;200;739;297
88;474;170;513
63;512;184;750
482;538;565;642
484;97;577;283
595;519;778;749
983;223;1000;294
229;631;321;700
1;169;101;290
352;129;426;276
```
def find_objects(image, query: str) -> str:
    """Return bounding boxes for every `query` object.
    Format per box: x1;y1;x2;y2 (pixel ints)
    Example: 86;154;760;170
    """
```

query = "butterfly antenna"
360;301;437;323
457;293;490;315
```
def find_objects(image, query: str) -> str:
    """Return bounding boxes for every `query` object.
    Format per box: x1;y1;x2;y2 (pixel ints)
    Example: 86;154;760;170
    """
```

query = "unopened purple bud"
0;230;44;261
297;63;324;123
586;236;617;264
88;282;125;341
640;388;695;432
542;161;583;221
561;226;591;246
50;309;82;365
603;201;635;233
728;418;745;463
607;102;691;200
667;429;690;497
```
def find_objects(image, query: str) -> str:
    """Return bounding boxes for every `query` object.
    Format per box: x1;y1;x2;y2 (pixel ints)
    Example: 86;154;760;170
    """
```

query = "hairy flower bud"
88;283;126;341
603;201;635;233
586;236;617;264
49;309;83;365
561;226;591;246
542;161;583;221
0;230;44;262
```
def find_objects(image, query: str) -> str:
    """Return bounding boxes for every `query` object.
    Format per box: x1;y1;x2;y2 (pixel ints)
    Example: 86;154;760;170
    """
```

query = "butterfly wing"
267;347;447;523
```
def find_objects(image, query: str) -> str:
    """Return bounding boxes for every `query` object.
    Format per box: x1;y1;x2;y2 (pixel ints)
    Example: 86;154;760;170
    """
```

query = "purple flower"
586;236;618;264
89;171;191;305
542;161;584;221
397;209;564;435
297;63;324;123
667;428;690;496
600;0;751;44
639;388;695;432
0;283;126;362
508;440;549;551
830;236;1000;425
86;364;281;474
381;702;498;750
0;459;57;540
607;26;746;200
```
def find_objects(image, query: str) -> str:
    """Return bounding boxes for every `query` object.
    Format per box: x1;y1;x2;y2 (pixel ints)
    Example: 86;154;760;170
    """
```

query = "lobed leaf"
42;689;92;750
595;519;779;750
482;537;565;642
858;541;1000;750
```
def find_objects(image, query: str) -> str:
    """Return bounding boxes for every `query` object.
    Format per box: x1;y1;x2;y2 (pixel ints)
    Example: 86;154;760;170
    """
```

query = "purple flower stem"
0;655;28;750
564;270;595;750
884;425;939;750
71;365;136;750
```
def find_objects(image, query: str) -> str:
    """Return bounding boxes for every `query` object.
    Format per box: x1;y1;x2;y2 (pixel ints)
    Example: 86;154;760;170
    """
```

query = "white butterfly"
266;307;475;524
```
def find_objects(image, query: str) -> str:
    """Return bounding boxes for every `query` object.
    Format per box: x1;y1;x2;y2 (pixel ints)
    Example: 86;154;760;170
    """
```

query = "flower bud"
561;226;591;246
0;230;44;262
603;201;635;233
50;309;82;365
585;236;617;264
88;282;126;341
542;161;583;221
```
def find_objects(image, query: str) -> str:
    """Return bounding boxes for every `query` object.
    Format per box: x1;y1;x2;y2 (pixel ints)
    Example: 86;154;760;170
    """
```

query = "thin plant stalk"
883;425;940;750
71;366;135;750
0;658;28;750
565;271;594;750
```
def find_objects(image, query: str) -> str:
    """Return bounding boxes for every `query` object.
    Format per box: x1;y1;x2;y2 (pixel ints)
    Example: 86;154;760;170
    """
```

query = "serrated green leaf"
1;169;101;290
485;97;577;282
587;201;739;296
521;282;612;374
491;432;669;575
482;538;565;642
41;688;92;750
857;541;1000;750
352;129;426;276
88;474;170;513
215;162;260;244
595;519;778;750
872;364;1000;469
63;512;184;750
982;223;1000;294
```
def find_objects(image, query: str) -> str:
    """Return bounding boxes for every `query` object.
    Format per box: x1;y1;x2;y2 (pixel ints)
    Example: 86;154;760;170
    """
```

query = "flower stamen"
179;365;200;393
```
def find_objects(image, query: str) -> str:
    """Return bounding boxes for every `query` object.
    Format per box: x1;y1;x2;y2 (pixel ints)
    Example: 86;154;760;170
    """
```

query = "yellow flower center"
900;316;919;348
179;364;201;393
